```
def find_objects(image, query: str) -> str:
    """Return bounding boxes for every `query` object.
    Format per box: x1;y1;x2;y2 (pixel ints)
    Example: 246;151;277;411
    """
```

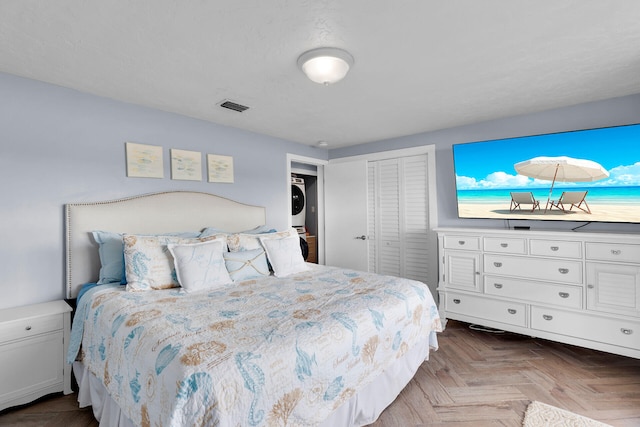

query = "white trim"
329;145;433;163
291;167;318;177
329;145;438;228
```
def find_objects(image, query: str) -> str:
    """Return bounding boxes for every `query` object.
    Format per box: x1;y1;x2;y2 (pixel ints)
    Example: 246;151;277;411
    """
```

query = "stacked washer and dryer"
291;176;309;259
291;176;306;232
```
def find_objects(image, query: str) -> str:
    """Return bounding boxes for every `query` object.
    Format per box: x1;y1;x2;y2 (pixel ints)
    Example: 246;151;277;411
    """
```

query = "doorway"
286;154;327;265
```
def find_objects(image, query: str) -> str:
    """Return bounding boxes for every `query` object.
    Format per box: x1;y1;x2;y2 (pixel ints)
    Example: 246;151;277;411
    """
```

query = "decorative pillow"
227;228;297;252
123;234;200;291
93;230;201;285
223;248;270;282
168;239;232;293
259;234;309;278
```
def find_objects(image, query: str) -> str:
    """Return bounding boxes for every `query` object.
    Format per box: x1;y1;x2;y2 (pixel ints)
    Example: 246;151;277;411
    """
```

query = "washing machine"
291;176;306;228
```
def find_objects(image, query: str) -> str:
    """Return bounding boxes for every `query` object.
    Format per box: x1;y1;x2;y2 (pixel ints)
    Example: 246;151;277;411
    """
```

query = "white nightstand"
0;300;73;411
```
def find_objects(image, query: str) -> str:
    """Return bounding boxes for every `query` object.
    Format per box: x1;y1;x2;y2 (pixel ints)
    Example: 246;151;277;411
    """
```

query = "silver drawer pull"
25;325;32;331
550;246;559;251
587;284;595;289
458;240;466;245
621;328;633;335
500;243;508;248
493;262;502;267
611;249;621;255
543;315;553;321
558;292;569;298
494;283;503;289
453;298;461;304
558;268;569;274
508;309;517;314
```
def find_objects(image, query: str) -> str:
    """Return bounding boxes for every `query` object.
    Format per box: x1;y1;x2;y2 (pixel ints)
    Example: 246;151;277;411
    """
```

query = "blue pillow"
223;248;270;281
92;230;200;285
199;225;275;238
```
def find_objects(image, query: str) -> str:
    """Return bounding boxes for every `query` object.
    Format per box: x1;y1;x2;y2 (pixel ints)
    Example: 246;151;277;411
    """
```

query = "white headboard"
65;191;266;299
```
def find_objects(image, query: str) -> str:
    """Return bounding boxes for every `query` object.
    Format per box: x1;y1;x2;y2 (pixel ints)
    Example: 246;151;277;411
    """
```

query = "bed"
65;191;441;427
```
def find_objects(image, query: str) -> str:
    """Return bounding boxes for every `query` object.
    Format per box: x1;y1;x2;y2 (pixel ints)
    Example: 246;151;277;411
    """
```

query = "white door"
325;147;438;298
324;160;369;271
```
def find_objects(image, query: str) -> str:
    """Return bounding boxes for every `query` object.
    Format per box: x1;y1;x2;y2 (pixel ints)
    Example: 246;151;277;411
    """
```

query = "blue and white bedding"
69;264;441;427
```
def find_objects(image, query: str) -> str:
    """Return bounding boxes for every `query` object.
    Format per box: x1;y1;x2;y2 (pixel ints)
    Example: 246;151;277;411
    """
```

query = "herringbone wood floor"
1;320;639;426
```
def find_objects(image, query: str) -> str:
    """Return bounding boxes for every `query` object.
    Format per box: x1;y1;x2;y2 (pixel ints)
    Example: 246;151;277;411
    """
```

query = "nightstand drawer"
0;313;63;344
444;235;480;251
484;275;582;309
484;237;526;254
530;239;582;258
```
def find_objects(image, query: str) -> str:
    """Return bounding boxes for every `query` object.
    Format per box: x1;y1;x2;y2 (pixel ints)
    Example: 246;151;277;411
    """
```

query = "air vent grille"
219;100;249;112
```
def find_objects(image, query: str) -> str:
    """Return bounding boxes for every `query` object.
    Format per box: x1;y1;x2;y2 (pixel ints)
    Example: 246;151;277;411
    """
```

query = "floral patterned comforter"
70;264;441;427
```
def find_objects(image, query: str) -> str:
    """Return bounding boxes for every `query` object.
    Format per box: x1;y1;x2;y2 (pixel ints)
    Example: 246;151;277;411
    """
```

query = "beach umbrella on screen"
514;156;609;209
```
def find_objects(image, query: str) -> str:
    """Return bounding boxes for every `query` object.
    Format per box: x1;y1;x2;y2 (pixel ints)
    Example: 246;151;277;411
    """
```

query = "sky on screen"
454;124;640;190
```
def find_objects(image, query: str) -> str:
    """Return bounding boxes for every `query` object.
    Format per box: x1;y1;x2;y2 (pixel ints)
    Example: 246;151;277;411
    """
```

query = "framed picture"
207;154;234;183
125;142;164;178
171;149;202;181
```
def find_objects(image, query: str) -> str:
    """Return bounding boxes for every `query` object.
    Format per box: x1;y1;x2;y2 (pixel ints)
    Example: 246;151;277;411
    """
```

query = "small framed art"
125;142;164;178
207;154;234;183
171;149;202;181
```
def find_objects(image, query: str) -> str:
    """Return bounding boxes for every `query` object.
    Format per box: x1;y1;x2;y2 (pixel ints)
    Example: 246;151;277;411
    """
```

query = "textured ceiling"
2;1;640;148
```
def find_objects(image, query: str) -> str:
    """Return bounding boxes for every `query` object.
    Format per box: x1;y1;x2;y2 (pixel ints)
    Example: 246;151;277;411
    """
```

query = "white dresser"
0;300;73;411
436;228;640;359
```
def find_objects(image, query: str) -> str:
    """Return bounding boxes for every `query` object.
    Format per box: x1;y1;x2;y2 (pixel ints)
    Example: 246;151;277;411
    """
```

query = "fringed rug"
523;401;612;427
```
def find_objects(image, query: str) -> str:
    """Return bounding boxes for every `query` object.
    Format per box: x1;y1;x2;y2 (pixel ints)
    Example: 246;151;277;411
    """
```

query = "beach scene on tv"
453;123;640;224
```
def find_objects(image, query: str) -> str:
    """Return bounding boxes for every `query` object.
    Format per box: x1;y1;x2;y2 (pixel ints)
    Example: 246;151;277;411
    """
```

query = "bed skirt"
74;334;434;426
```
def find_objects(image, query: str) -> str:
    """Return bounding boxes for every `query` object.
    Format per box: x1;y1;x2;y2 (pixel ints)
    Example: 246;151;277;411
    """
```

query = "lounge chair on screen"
549;191;591;214
510;192;541;212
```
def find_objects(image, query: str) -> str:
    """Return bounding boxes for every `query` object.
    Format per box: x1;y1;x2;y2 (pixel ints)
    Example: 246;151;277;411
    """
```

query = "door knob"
355;235;367;240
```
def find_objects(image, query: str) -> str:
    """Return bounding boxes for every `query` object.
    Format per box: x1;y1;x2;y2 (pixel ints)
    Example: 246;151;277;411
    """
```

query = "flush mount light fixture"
297;47;354;85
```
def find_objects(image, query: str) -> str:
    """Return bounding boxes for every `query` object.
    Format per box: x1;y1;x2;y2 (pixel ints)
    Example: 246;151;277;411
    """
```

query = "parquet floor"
1;320;639;426
372;320;640;427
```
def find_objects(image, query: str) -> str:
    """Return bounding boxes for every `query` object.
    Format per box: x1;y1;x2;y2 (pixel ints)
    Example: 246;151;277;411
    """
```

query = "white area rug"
523;401;612;427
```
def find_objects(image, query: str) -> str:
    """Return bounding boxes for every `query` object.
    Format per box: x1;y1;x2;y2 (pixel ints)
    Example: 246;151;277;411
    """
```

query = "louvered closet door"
368;154;431;284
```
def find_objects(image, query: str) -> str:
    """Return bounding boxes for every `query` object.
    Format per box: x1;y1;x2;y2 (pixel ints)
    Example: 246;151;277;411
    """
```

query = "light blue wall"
3;69;639;310
330;93;640;233
0;72;327;309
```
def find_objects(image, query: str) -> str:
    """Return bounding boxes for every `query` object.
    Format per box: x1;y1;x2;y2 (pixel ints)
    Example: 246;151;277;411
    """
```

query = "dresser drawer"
484;254;582;284
0;314;63;344
586;242;640;263
531;306;640;350
484;275;582;309
444;235;480;251
445;292;526;327
484;237;526;254
530;239;582;259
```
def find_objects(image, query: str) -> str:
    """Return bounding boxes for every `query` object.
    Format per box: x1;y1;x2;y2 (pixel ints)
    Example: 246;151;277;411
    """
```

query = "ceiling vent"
218;99;249;113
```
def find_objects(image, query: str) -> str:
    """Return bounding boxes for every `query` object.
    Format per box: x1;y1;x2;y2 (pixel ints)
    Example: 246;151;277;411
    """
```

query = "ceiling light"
316;140;328;147
297;47;354;85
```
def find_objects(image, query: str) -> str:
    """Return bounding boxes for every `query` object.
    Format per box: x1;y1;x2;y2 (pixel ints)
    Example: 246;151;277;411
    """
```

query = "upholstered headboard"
65;191;266;299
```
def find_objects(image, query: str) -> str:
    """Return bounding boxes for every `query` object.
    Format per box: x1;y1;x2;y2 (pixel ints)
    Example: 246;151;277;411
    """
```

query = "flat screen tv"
452;123;640;224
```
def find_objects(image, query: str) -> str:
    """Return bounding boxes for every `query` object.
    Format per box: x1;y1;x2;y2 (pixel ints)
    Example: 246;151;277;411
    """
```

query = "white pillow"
124;234;203;291
227;228;297;252
168;239;232;293
259;234;309;278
